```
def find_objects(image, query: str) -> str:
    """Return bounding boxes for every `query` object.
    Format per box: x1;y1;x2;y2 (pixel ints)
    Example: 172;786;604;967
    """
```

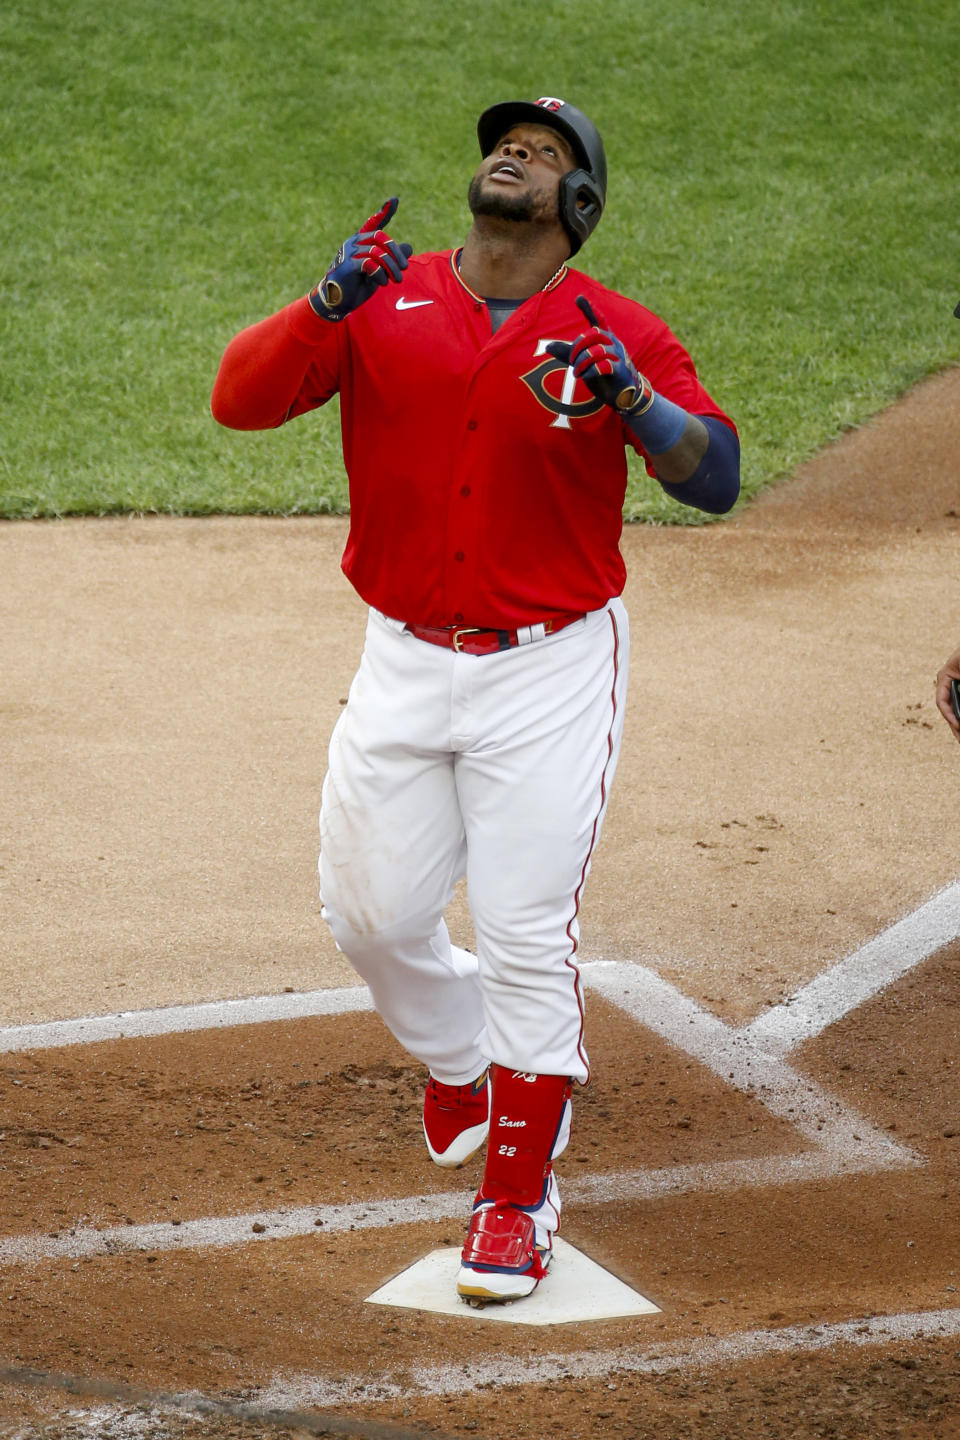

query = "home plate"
364;1237;661;1326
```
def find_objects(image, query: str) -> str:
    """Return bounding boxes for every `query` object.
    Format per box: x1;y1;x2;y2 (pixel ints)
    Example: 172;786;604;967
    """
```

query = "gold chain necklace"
453;249;567;299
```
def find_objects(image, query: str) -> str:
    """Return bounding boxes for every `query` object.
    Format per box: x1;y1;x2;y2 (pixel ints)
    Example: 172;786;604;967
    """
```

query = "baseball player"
212;97;740;1303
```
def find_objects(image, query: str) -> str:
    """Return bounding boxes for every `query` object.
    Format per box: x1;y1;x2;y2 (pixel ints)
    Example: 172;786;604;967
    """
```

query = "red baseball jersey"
212;250;736;629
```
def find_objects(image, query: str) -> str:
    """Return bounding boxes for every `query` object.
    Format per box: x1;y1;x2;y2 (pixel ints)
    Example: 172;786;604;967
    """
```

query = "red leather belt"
405;611;586;656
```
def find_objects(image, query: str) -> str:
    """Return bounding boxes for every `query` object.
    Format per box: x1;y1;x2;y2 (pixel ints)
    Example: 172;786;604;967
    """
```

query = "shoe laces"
428;1074;484;1110
428;1076;465;1109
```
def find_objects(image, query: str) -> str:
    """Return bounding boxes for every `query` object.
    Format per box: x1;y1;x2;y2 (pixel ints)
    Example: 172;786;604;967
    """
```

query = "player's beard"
467;173;552;224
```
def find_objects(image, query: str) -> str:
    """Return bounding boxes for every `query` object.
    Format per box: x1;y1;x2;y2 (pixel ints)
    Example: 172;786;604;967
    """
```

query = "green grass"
1;0;958;522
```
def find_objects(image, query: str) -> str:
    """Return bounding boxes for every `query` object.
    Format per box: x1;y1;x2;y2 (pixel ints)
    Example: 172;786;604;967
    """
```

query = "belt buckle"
451;627;482;653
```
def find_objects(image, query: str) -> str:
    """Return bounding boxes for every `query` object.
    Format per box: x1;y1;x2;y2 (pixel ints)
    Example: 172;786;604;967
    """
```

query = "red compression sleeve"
211;297;339;431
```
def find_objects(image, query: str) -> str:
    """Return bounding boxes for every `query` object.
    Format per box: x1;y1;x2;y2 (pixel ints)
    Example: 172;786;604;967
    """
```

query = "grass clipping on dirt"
1;0;957;523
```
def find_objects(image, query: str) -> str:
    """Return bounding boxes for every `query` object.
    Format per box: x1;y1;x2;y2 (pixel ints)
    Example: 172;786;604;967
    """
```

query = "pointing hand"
546;295;652;414
309;198;414;322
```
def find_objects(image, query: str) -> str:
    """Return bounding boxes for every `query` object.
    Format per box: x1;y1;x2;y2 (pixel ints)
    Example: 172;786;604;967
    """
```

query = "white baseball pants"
318;599;629;1085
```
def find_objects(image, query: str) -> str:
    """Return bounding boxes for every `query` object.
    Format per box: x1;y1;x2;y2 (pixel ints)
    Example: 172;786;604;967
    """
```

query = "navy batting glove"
546;295;653;414
308;198;414;322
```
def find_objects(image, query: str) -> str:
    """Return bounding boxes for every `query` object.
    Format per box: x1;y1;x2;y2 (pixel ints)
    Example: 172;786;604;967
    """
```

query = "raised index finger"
576;294;607;332
362;197;399;234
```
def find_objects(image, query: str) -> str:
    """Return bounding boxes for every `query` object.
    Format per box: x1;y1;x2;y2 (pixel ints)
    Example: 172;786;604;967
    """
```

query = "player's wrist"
307;278;347;322
621;384;689;454
613;371;654;416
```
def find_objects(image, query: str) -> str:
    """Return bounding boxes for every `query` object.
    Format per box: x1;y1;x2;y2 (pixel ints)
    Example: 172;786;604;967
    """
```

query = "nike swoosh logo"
396;298;434;310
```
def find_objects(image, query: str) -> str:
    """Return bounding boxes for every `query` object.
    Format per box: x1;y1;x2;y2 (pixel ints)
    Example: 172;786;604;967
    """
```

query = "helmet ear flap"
560;169;604;256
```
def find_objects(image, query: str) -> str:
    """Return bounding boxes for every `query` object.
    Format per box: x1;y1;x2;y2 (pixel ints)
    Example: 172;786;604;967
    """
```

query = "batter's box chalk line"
0;881;956;1271
7;1308;960;1432
259;1305;960;1409
0;1359;454;1440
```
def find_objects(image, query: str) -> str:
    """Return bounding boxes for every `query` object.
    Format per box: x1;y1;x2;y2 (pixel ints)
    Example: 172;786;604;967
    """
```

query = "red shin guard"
477;1065;572;1208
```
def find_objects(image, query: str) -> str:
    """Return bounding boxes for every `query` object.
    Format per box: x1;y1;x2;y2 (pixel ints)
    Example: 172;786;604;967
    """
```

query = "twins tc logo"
521;339;605;430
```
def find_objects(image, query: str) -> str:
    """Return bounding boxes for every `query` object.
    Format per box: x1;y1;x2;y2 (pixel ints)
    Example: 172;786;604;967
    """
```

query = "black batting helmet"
477;96;607;255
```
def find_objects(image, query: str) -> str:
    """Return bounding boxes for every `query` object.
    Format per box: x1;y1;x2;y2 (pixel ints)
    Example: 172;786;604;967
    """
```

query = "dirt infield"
1;367;959;1438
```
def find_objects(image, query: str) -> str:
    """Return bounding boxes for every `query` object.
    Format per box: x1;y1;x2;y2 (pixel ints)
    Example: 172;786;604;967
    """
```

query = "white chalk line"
8;1307;960;1435
0;1129;918;1271
2;881;956;1058
0;1193;464;1267
583;961;918;1182
0;901;935;1268
0;885;949;1270
0;985;374;1055
260;1306;960;1408
585;963;895;1147
741;879;960;1057
0;953;920;1269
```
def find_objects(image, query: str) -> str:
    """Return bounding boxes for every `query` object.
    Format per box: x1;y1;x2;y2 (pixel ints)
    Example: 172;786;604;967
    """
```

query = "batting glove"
546;295;653;414
308;198;413;322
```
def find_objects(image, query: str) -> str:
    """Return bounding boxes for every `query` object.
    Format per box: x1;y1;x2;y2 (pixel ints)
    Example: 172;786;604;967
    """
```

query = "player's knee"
320;896;426;959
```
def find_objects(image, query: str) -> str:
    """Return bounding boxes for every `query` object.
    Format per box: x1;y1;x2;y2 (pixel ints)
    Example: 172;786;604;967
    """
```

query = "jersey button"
460;486;471;497
466;420;478;431
454;550;465;562
453;612;464;623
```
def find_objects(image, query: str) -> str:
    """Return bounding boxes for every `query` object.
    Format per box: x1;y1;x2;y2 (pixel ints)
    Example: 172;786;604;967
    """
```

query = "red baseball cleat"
457;1201;552;1301
422;1070;490;1167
